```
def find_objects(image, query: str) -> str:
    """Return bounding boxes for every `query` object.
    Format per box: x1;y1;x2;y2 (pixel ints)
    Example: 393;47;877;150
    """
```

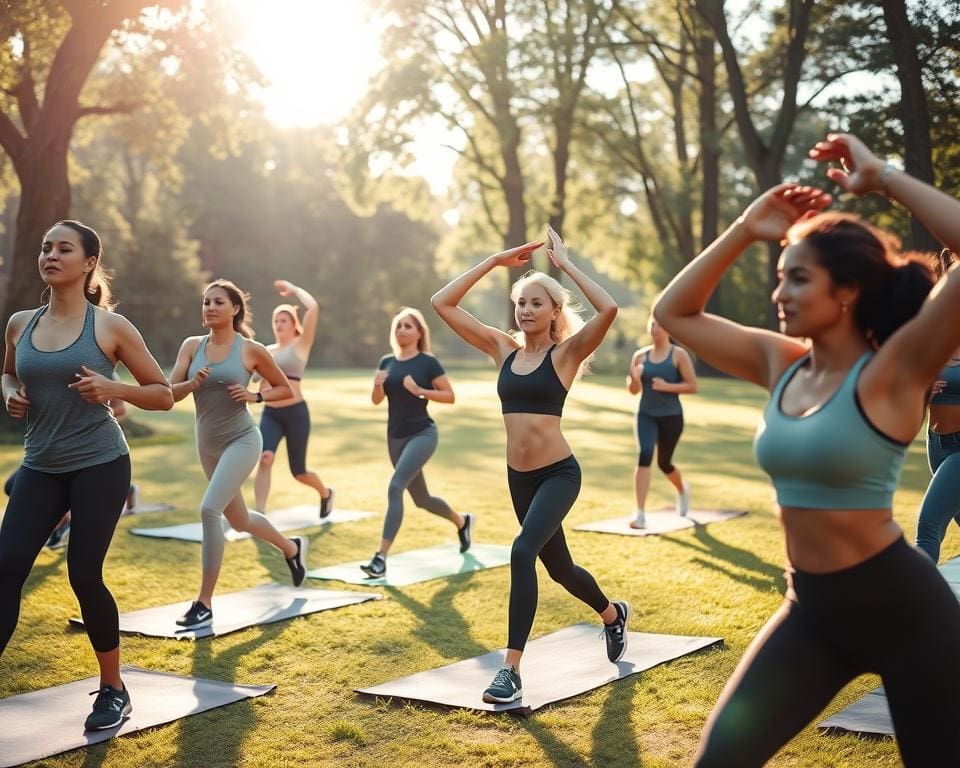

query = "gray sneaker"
457;513;474;553
482;665;522;703
360;552;386;578
603;601;631;662
84;683;131;730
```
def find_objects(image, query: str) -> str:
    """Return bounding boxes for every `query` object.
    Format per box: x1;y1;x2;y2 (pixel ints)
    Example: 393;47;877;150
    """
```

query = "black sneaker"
176;600;213;629
360;552;386;578
482;665;522;704
603;600;631;662
46;522;70;550
84;683;131;730
319;488;335;519
457;513;474;553
286;536;309;586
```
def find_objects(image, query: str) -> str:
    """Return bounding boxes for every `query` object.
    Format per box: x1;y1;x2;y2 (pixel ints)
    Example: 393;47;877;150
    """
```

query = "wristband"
256;391;263;403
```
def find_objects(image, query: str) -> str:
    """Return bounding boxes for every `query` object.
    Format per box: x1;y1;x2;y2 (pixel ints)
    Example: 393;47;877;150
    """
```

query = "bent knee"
259;451;276;469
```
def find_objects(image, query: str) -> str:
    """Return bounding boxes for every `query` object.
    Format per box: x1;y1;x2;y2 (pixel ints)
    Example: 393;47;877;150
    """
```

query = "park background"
0;1;958;766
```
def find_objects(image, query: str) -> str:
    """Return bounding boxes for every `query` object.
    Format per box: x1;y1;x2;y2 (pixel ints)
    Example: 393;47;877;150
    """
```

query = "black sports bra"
496;346;567;417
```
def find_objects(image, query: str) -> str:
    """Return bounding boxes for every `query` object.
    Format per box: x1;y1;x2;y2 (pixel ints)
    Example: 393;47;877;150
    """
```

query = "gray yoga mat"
818;687;892;737
0;666;274;767
69;584;380;639
574;509;747;537
308;542;512;586
131;504;374;542
357;623;722;712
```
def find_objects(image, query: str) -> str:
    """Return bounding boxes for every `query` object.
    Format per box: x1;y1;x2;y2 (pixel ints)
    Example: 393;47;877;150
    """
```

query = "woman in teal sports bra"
169;279;310;630
253;279;333;517
655;134;960;767
916;250;960;561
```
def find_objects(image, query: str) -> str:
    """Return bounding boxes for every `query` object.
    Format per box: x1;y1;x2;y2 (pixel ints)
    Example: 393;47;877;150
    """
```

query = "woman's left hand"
546;225;571;271
402;375;421;396
68;366;118;404
227;384;254;403
274;279;295;297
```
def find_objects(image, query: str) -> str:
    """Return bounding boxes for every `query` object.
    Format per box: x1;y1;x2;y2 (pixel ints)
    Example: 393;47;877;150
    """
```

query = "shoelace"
490;667;517;690
600;621;624;640
88;687;122;712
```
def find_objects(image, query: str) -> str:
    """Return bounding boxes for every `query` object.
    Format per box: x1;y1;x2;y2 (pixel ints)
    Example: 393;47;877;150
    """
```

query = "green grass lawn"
2;369;941;767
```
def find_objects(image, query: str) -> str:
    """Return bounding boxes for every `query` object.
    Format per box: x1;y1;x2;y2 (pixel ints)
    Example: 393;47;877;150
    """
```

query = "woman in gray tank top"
626;316;697;528
169;279;310;630
1;220;173;731
253;279;333;517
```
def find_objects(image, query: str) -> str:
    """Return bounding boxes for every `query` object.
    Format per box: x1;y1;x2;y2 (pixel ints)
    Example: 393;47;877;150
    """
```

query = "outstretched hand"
491;240;544;268
809;134;886;196
546;225;571;271
739;183;832;242
274;279;294;297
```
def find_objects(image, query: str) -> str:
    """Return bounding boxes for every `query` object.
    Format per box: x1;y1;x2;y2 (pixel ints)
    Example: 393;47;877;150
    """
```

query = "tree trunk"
548;115;572;282
880;0;939;252
697;24;721;315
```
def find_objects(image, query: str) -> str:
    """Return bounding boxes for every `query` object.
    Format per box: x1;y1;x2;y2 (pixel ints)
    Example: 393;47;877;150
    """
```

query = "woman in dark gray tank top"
0;221;173;731
253;279;333;518
169;279;310;631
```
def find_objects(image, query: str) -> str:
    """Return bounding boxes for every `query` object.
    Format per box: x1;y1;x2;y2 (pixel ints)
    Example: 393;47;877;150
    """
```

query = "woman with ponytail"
654;134;960;766
1;221;173;730
169;279;309;630
432;226;629;706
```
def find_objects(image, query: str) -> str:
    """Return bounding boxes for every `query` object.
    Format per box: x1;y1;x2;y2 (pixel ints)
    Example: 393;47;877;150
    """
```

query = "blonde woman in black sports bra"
432;226;629;705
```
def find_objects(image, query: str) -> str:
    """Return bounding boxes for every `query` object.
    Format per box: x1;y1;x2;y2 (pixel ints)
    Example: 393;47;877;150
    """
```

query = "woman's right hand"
490;240;545;268
373;369;389;387
191;366;211;391
5;386;29;418
739;183;832;242
809;133;886;196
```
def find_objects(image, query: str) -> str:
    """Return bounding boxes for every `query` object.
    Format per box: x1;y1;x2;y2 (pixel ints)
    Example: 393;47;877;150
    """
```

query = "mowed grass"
2;368;943;768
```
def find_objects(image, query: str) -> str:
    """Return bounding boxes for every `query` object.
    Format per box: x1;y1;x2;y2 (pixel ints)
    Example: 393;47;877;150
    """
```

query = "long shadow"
660;524;786;594
169;620;288;768
384;572;488;661
590;674;643;767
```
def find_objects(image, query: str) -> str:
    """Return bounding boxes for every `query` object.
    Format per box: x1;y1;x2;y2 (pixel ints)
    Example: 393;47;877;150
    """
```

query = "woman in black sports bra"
432;225;629;706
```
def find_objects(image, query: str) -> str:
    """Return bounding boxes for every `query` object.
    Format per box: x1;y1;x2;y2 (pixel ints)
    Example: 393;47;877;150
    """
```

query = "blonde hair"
510;271;591;375
273;304;303;335
389;307;432;357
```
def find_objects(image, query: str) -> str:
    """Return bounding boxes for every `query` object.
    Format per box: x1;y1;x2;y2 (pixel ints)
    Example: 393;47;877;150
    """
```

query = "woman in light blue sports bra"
655;134;960;767
169;279;309;631
253;279;333;517
915;250;960;561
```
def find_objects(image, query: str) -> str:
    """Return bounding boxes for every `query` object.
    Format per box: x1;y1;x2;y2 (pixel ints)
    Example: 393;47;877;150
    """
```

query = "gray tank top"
638;345;683;417
188;334;256;443
270;343;306;381
15;303;128;473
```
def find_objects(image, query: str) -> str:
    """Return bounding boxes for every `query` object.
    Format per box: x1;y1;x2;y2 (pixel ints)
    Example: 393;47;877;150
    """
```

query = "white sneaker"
676;481;691;517
629;510;646;529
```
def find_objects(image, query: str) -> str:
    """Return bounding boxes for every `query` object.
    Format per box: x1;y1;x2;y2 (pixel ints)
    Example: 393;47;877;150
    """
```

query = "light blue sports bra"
931;363;960;406
754;353;908;509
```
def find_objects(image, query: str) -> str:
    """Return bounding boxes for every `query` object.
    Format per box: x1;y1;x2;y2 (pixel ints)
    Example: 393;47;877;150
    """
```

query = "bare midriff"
780;506;902;573
261;378;303;409
503;413;572;471
930;403;960;435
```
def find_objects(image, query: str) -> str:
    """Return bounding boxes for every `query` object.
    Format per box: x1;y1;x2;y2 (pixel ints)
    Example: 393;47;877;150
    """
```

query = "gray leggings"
382;423;457;542
198;426;283;574
915;429;960;562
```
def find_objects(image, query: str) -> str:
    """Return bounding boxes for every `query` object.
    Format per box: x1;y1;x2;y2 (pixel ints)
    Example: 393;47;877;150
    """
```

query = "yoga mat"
818;687;892;737
131;505;374;542
69;584;380;639
307;543;511;586
0;666;274;767
574;509;747;537
357;623;722;712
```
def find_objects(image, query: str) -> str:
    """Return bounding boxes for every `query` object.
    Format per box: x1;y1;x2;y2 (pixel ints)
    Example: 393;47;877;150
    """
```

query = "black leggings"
636;411;683;472
0;454;131;654
695;537;960;767
260;401;310;476
506;456;609;651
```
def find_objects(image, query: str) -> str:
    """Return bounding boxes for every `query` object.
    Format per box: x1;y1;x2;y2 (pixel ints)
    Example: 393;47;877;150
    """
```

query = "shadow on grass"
660;524;786;594
384;573;488;660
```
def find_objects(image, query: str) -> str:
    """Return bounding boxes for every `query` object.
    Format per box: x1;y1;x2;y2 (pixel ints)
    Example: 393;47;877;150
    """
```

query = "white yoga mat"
574;509;747;537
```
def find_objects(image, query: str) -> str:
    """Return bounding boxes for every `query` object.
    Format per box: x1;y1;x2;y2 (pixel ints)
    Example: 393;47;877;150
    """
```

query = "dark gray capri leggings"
694;537;960;767
381;423;456;542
